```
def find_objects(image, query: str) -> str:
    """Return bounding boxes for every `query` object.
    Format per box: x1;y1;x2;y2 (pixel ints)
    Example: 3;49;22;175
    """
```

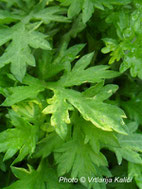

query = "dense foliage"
0;0;142;188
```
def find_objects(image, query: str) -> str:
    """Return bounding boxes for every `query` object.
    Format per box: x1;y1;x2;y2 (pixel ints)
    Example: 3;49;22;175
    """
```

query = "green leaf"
34;132;63;158
0;1;141;188
102;5;142;79
128;163;142;189
0;23;51;81
0;154;6;172
44;44;85;79
118;133;142;152
44;84;127;137
44;50;126;137
54;125;108;178
120;90;142;125
58;0;131;23
114;148;142;165
4;160;70;189
0;111;38;163
0;10;21;24
68;0;82;19
59;53;120;87
42;90;73;139
2;75;45;106
80;118;120;153
33;6;70;24
127;121;138;134
82;0;94;23
92;84;119;101
82;82;104;97
1;0;23;7
66;89;127;135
